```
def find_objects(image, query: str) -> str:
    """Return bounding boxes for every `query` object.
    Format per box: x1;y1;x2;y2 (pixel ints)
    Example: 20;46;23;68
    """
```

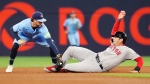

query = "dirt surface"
0;66;150;84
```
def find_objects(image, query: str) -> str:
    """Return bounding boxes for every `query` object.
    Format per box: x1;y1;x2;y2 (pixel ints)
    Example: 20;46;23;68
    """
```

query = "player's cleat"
6;65;13;73
44;66;57;73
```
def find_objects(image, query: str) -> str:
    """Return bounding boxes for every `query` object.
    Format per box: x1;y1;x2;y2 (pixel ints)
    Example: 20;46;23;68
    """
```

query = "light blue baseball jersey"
64;18;82;33
13;18;51;39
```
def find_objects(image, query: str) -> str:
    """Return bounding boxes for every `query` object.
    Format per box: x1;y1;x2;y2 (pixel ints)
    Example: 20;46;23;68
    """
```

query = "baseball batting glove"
130;66;140;73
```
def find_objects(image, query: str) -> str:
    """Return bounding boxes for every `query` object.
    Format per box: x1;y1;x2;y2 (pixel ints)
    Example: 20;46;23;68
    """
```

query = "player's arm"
64;26;68;34
76;19;82;29
111;10;126;36
126;48;144;73
64;26;67;30
46;38;60;55
43;26;60;55
10;27;20;41
10;21;26;46
131;56;144;73
10;20;26;41
63;19;68;34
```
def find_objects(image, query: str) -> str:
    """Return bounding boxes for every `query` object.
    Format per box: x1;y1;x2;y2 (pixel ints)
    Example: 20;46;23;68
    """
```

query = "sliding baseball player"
44;10;143;73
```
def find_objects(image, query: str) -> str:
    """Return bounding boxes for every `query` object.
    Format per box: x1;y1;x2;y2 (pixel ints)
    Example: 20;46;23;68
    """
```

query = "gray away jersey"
98;44;139;71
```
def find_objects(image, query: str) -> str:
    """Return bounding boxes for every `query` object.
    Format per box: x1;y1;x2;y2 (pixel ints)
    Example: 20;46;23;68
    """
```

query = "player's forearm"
77;24;82;29
135;56;144;68
46;38;60;55
134;56;144;72
77;27;81;30
10;28;20;41
64;26;67;30
111;19;121;36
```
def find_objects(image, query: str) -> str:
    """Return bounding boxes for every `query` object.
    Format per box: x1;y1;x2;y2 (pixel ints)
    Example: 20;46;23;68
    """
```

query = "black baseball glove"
55;54;63;72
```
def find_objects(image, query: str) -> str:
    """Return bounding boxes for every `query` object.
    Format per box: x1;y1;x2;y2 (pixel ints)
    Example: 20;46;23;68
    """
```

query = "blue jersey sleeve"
63;19;68;27
12;19;26;32
77;18;82;28
10;27;20;40
11;19;28;40
39;24;51;39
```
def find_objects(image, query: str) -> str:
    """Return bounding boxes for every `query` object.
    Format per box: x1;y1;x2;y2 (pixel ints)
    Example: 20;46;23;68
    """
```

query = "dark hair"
31;18;34;22
121;37;127;44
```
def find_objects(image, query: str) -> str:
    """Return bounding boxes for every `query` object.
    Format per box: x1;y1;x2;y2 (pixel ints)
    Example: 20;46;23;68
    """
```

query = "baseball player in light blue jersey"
6;11;61;73
63;11;82;46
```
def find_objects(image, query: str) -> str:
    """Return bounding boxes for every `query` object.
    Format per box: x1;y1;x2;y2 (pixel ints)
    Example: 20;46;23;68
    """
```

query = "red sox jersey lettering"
109;45;121;55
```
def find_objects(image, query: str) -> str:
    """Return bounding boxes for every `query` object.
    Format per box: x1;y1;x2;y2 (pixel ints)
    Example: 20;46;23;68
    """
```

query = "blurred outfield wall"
0;0;150;56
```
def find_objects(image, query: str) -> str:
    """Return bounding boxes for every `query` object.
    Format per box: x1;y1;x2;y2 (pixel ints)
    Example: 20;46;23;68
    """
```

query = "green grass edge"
0;56;150;68
99;73;150;78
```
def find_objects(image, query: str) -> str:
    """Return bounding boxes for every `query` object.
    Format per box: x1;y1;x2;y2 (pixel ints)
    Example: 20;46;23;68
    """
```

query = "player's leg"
50;47;57;65
75;32;80;46
44;46;97;73
63;57;102;72
32;34;58;65
62;46;97;65
6;32;29;72
9;42;19;65
68;33;77;46
6;42;20;73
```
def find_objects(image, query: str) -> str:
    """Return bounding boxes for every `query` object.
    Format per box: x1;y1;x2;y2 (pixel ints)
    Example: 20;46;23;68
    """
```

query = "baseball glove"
55;54;63;71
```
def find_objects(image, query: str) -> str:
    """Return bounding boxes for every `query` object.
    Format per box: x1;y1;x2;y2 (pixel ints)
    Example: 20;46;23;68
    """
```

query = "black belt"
95;54;103;70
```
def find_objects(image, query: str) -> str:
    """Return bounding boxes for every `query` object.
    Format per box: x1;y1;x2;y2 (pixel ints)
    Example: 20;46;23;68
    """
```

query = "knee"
13;43;19;49
63;64;70;70
66;46;77;53
67;46;74;51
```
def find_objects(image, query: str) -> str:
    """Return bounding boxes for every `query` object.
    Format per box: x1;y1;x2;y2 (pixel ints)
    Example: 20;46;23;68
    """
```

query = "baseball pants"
62;46;103;72
68;32;80;46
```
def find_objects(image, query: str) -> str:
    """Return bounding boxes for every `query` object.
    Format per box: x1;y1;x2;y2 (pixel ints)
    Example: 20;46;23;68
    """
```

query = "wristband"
134;66;140;72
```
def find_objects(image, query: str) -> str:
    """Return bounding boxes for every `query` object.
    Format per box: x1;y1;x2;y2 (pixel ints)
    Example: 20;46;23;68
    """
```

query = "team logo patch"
45;32;51;38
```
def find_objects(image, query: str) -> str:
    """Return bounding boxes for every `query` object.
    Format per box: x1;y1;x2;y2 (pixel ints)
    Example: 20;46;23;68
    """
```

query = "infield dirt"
0;66;150;84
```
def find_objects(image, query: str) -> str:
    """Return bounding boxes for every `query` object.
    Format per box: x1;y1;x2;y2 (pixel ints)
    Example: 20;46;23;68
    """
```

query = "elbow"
10;27;13;31
10;27;15;33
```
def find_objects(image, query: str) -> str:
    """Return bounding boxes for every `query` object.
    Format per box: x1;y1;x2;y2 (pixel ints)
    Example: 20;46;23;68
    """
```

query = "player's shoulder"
75;18;80;21
67;18;71;21
41;23;47;28
123;46;135;51
118;45;130;51
75;18;79;20
38;24;48;32
121;45;130;49
21;18;31;22
13;18;30;27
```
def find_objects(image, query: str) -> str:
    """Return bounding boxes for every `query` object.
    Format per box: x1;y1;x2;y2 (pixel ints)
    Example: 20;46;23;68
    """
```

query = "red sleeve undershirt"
111;19;144;69
135;56;144;68
111;19;121;36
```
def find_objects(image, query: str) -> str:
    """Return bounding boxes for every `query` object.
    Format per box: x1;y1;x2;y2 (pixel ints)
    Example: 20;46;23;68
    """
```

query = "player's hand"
76;22;80;29
118;10;126;19
65;30;68;34
18;39;26;46
130;70;139;73
130;66;140;73
76;27;80;30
